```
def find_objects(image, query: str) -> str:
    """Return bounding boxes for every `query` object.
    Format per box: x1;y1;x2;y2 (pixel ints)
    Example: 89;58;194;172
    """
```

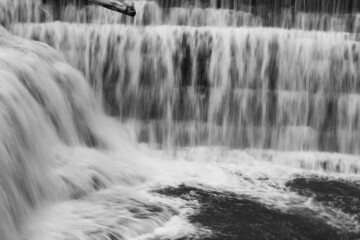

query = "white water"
1;0;360;239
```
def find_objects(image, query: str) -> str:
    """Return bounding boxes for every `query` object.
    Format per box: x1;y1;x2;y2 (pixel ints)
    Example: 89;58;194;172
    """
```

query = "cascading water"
0;25;185;240
2;0;360;239
5;0;360;152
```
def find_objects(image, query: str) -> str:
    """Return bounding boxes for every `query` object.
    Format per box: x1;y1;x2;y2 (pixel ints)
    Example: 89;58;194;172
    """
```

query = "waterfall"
1;1;360;239
3;0;360;153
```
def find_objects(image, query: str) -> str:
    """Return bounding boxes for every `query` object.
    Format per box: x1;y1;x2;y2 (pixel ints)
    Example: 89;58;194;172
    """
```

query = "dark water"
157;180;360;240
287;177;360;220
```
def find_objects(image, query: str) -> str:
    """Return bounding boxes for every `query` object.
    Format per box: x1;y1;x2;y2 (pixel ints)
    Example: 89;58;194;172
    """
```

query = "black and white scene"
1;0;360;239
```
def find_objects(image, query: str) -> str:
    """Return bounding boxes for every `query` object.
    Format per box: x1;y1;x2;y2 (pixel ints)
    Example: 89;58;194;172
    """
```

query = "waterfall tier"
2;0;360;32
10;23;360;153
